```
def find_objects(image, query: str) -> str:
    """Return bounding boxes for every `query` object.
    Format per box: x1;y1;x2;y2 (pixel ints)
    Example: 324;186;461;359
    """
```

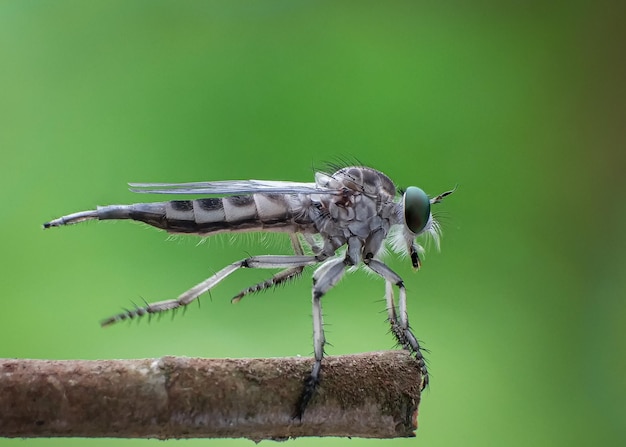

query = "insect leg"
101;254;319;326
302;233;323;255
385;280;398;322
364;258;429;390
294;257;347;420
231;267;304;303
231;234;306;303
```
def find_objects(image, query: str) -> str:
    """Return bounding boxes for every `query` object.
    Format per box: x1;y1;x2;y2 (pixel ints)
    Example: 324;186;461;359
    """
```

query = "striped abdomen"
93;194;311;235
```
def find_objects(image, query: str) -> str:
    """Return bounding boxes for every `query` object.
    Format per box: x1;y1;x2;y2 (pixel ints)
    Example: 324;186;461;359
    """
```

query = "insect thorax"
309;167;398;252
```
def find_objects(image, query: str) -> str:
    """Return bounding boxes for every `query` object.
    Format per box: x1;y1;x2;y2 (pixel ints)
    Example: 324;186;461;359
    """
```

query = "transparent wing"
129;179;342;196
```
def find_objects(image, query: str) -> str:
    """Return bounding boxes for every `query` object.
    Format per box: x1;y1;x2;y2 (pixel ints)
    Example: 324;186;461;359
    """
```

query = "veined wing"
129;179;342;196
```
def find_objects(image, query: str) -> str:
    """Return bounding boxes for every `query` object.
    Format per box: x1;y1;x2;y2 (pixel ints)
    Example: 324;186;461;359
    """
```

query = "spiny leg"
384;279;412;354
101;254;319;326
385;280;398;323
231;267;304;303
366;259;429;390
232;234;306;303
294;257;347;420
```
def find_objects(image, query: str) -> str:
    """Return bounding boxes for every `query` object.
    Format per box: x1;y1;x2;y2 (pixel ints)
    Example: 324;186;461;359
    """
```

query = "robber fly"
44;165;454;418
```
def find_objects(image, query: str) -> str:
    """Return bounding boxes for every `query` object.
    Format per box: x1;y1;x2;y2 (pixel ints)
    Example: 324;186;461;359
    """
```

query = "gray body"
44;166;453;419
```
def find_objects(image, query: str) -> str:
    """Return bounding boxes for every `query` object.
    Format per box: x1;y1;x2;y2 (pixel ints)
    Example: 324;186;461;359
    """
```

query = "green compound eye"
403;186;431;234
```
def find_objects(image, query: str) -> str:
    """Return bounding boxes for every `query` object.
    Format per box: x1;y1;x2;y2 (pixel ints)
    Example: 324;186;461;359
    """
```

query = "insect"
44;165;454;419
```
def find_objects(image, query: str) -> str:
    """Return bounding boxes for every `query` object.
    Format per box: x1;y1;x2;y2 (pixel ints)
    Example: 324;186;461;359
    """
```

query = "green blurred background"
1;1;624;446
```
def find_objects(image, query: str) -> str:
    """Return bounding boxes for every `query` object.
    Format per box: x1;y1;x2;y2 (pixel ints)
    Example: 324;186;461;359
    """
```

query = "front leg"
366;259;429;390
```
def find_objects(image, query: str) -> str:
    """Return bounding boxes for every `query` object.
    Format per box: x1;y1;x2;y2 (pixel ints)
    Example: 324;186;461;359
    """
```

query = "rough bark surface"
0;351;421;440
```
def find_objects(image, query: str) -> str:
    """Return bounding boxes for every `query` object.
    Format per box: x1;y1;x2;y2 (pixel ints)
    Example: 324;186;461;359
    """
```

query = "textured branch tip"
0;352;422;440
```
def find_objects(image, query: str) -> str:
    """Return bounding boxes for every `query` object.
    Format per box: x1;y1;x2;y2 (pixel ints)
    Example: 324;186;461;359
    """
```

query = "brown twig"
0;351;421;440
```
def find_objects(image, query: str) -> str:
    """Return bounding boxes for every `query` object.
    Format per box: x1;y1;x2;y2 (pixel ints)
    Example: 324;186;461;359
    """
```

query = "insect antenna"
431;185;458;204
